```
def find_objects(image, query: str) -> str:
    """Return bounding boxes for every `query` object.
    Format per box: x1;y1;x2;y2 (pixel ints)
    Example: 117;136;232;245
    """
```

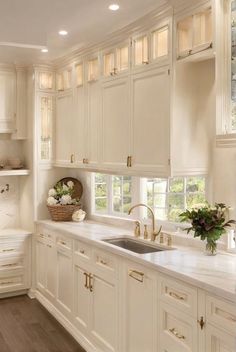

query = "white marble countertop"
36;220;236;303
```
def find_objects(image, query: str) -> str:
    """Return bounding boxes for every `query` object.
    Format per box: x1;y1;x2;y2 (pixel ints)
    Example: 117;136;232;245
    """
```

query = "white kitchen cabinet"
0;69;16;133
86;80;100;167
206;324;236;352
130;65;170;175
176;5;213;60
35;233;56;302
159;302;198;352
56;245;73;318
12;67;27;139
103;43;129;77
123;261;157;352
101;75;131;170
55;92;74;166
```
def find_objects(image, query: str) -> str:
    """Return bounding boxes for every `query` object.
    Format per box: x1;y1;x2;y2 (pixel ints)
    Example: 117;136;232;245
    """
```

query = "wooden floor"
0;295;86;352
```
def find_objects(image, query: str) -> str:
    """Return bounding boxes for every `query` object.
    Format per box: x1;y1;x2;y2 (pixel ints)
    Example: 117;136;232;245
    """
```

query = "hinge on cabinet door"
197;316;205;330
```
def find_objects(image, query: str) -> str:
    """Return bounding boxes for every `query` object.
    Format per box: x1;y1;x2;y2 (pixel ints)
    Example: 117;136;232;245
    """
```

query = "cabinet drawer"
206;295;236;336
74;240;91;261
159;275;197;317
159;302;198;352
0;273;27;293
93;249;118;278
0;241;26;256
57;235;72;251
0;256;25;273
37;232;55;243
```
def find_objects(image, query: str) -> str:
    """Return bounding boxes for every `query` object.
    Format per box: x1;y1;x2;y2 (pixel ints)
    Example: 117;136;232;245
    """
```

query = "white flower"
62;184;69;191
67;181;74;189
47;196;58;206
72;209;86;222
60;194;72;205
48;188;57;197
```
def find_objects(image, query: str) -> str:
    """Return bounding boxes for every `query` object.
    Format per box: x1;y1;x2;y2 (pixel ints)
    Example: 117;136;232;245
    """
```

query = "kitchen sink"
102;237;172;254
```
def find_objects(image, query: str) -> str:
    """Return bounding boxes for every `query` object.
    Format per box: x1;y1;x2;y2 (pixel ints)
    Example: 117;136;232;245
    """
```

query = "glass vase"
205;240;217;256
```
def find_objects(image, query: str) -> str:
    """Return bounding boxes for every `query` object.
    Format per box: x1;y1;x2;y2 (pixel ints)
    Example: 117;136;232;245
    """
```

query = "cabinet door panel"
73;86;86;165
56;93;73;165
56;250;73;316
102;76;130;169
131;67;170;176
87;81;100;167
206;324;236;352
45;244;56;300
125;263;157;352
36;240;46;292
91;275;117;352
74;264;90;335
0;71;16;132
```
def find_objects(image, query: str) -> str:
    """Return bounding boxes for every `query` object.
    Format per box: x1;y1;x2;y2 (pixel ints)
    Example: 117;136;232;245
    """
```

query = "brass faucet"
128;203;162;241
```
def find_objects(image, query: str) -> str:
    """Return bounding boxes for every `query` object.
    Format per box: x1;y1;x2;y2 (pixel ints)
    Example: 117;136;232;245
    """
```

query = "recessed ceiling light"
59;30;68;36
41;48;48;53
109;4;120;11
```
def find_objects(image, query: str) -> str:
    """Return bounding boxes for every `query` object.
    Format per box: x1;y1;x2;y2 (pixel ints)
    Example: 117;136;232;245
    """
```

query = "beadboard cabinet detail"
34;226;236;352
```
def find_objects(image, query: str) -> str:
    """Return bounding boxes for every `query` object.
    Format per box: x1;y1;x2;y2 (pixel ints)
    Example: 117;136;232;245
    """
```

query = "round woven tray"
47;204;81;222
57;177;83;200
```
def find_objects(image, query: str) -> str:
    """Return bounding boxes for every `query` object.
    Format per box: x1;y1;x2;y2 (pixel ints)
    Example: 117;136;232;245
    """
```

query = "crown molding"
53;4;173;68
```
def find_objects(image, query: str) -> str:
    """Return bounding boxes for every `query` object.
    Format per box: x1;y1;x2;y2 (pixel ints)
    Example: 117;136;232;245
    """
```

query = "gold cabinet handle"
100;259;108;266
169;291;185;301
198;316;205;330
80;249;85;254
142;60;149;65
128;269;144;283
47;244;52;248
83;158;89;164
2;248;15;252
70;154;75;163
127;156;132;167
169;328;185;340
84;272;89;289
59;240;67;246
39;234;44;238
88;273;93;292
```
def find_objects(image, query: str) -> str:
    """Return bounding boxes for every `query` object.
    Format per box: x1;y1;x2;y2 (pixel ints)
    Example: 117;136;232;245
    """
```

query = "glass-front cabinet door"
39;96;53;162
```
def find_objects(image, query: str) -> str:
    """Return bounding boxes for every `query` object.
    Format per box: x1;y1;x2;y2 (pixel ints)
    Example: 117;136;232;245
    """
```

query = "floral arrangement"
179;203;235;254
47;181;80;206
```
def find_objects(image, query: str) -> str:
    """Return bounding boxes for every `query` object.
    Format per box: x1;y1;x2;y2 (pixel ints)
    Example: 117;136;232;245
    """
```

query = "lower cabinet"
206;325;236;352
74;254;118;352
35;228;236;352
123;261;157;352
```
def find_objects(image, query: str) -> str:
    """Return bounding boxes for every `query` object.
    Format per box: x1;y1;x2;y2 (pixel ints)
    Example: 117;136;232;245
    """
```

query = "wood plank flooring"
0;295;86;352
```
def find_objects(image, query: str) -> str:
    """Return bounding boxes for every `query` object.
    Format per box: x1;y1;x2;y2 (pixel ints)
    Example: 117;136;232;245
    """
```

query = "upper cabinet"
56;68;72;91
87;57;99;82
0;68;16;133
176;5;213;60
133;34;149;66
103;43;129;77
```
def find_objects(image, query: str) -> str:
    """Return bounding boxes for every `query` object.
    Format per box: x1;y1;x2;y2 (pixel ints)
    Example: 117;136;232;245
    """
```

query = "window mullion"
108;175;113;215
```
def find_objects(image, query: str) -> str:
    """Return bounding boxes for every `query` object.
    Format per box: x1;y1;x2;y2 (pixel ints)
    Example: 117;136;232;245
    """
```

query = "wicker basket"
47;204;81;222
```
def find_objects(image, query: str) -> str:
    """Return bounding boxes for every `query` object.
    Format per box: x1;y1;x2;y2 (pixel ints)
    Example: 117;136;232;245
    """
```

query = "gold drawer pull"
88;273;93;292
84;272;89;289
2;248;15;252
169;291;185;301
59;240;67;246
100;259;108;266
39;234;44;238
1;263;18;268
198;316;205;330
70;154;75;163
80;250;85;254
169;328;185;340
128;269;144;283
0;281;14;285
47;244;52;248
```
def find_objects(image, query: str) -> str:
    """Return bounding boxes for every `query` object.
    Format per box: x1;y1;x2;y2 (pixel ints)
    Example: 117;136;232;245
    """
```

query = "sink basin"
102;237;171;254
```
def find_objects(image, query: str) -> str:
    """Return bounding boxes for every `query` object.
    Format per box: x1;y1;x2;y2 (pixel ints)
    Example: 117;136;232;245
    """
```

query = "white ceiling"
0;0;168;65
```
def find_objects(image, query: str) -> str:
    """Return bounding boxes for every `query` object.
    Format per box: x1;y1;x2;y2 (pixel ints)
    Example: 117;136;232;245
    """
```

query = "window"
143;176;205;222
93;173;132;216
232;1;236;131
92;173;206;222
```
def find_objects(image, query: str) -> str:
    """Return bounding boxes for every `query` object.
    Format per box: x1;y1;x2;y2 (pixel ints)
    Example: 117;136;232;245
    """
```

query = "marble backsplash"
0;177;19;229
